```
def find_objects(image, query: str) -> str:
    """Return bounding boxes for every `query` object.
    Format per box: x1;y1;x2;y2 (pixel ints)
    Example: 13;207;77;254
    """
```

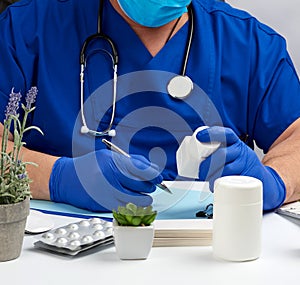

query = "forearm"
22;146;58;200
262;118;300;204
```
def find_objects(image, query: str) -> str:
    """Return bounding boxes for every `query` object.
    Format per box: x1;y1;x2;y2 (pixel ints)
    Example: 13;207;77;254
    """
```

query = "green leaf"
126;203;137;214
114;202;157;226
136;207;145;216
131;216;142;226
113;211;129;226
143;205;153;215
23;161;38;167
13;128;20;143
125;215;133;223
23;126;44;135
142;212;157;226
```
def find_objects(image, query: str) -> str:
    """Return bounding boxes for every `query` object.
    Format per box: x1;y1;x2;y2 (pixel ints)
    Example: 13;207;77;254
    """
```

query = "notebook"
153;218;213;247
275;201;300;220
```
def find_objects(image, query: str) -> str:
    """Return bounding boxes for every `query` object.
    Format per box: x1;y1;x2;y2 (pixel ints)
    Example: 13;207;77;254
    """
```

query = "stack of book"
153;219;213;247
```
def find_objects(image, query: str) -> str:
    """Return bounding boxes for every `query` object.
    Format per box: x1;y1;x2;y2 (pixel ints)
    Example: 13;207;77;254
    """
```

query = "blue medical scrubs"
0;0;299;180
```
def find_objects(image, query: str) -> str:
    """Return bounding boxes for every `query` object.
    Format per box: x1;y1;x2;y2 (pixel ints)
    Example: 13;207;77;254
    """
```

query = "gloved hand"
49;149;163;212
196;126;286;211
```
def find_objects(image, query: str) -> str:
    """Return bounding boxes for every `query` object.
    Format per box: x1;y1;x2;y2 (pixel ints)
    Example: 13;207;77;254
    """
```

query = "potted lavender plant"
0;87;43;262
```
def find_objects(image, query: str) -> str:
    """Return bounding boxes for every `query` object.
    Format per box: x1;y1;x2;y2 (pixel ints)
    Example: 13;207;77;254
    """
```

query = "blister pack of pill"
34;217;114;255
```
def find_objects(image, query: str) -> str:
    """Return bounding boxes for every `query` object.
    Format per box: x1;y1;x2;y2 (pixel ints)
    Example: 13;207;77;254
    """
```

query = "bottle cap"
176;126;220;178
214;176;262;205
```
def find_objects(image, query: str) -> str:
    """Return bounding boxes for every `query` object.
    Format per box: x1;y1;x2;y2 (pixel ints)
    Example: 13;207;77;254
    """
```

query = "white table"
1;212;299;285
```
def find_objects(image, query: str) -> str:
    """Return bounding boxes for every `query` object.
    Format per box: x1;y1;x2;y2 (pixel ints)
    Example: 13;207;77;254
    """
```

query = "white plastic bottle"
213;175;263;262
176;126;220;178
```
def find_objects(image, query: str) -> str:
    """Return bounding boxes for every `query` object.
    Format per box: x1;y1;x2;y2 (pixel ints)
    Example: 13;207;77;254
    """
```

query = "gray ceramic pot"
0;197;30;262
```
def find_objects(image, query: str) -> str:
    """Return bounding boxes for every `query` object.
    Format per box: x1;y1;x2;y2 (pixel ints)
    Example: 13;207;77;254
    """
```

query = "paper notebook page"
276;201;300;220
30;181;213;220
153;181;213;220
154;219;212;237
154;218;213;231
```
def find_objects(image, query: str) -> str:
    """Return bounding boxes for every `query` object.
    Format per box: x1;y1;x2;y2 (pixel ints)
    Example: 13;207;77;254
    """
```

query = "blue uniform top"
0;0;299;180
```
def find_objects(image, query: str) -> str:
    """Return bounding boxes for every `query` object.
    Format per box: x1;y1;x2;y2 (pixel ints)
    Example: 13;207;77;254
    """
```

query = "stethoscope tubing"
80;0;194;136
182;5;193;76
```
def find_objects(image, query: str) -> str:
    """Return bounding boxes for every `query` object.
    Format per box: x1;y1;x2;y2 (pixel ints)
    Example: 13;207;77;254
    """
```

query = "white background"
227;0;300;73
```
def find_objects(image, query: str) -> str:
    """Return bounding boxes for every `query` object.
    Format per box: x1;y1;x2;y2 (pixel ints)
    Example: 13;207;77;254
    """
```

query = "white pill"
67;224;79;231
68;232;80;239
79;220;90;227
56;237;68;245
55;228;67;235
93;231;105;239
92;223;104;230
81;235;94;244
69;240;81;247
89;218;102;224
41;232;55;241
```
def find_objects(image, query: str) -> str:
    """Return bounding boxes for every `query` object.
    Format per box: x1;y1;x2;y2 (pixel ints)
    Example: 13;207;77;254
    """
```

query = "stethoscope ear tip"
81;125;90;134
108;129;116;137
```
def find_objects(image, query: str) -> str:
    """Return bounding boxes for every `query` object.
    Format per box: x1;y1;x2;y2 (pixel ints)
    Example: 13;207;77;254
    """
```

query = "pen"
102;139;172;194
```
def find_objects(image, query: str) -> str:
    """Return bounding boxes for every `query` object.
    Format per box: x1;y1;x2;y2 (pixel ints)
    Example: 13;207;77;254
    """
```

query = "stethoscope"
80;0;194;137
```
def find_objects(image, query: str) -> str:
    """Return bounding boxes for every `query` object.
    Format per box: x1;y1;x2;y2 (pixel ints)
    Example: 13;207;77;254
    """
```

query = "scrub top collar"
103;0;190;74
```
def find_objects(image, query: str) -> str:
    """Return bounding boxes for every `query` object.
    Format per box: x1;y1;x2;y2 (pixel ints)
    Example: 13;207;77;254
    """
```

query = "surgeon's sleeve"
0;4;37;122
249;23;300;152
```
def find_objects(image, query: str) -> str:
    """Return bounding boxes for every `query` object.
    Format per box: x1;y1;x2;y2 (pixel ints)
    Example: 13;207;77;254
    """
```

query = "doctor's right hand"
49;149;163;212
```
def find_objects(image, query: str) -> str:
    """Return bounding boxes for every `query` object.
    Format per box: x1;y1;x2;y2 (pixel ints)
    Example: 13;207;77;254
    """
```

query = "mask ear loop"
167;5;194;100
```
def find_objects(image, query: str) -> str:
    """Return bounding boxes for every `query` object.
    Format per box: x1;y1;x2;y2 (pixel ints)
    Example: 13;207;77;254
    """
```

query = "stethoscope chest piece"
167;75;193;99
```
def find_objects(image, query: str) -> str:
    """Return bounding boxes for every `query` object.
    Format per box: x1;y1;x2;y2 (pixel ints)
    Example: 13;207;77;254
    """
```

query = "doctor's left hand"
49;149;163;212
196;126;286;211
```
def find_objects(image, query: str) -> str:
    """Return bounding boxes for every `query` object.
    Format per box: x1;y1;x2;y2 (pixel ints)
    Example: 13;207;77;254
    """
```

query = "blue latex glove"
196;126;286;211
49;149;163;212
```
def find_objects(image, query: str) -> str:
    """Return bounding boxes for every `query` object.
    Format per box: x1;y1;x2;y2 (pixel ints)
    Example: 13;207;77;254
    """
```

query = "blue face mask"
117;0;192;28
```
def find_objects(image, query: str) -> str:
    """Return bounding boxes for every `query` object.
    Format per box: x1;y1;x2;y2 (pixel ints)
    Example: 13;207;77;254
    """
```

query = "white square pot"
113;220;154;260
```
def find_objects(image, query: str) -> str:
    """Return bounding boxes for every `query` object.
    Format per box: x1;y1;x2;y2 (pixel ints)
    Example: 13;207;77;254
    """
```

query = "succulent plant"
112;203;157;227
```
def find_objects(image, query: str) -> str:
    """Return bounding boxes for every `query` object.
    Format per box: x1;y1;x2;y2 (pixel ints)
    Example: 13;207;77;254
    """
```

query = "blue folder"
30;182;213;220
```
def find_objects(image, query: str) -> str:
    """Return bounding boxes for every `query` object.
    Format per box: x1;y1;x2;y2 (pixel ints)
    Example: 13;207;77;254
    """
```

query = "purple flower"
5;88;22;120
25;86;38;109
17;173;27;180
